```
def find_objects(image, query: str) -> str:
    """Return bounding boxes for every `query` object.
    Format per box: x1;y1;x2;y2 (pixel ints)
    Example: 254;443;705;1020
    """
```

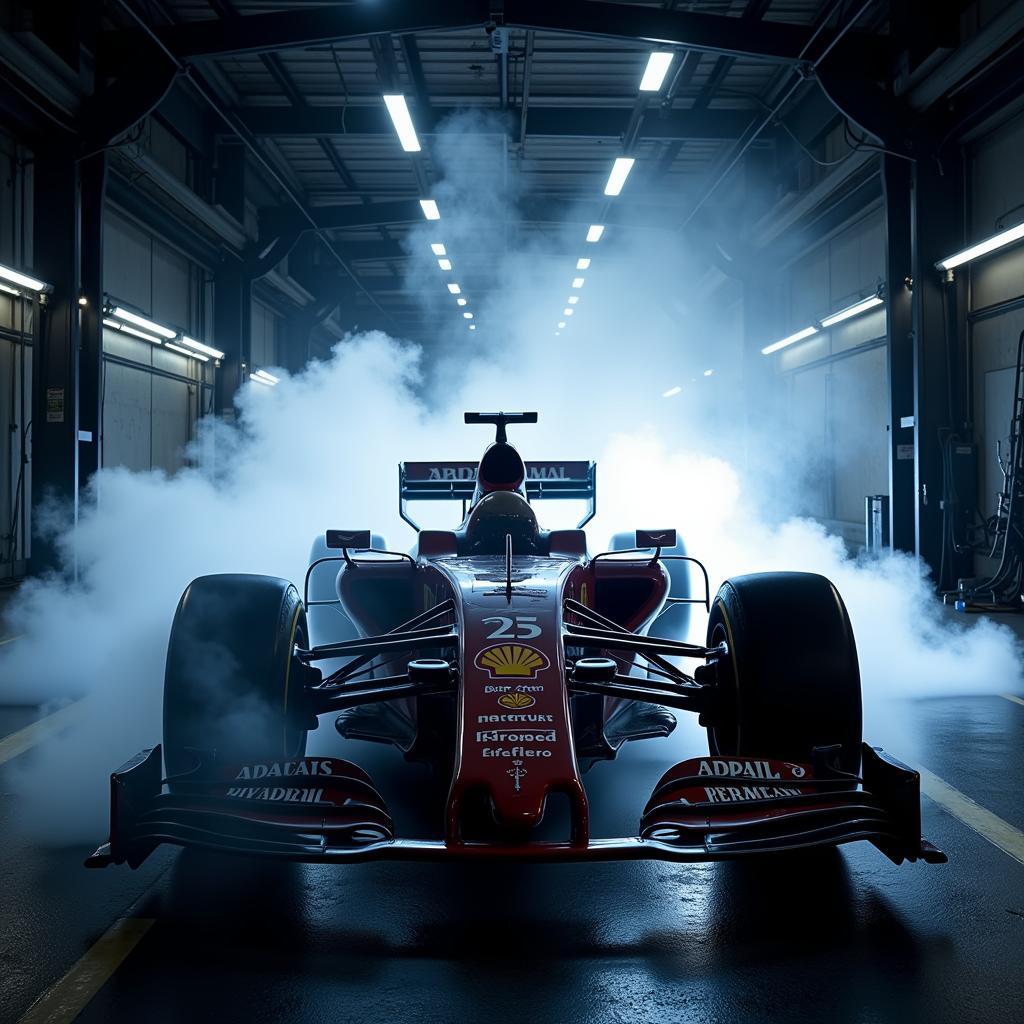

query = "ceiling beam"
262;195;687;236
236;104;764;142
101;0;816;64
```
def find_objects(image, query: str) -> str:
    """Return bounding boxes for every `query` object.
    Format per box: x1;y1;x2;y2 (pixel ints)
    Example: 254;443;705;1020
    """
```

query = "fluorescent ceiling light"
0;283;19;296
563;308;574;316
103;317;162;345
456;297;467;306
382;94;421;152
557;321;566;328
639;51;674;92
430;243;446;256
463;312;473;319
567;296;579;305
572;277;584;288
469;324;476;331
937;220;1024;271
447;283;461;294
586;224;604;243
820;294;884;327
0;262;49;293
438;258;452;270
250;369;279;386
662;385;682;398
166;342;209;362
604;157;635;197
179;335;225;359
703;369;713;377
109;305;176;339
761;325;818;355
420;199;441;221
576;258;591;270
554;331;561;336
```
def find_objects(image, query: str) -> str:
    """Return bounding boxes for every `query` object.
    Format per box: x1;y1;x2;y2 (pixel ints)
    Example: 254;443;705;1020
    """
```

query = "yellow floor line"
0;633;23;646
919;766;1024;868
0;702;83;766
1001;693;1024;708
16;917;155;1024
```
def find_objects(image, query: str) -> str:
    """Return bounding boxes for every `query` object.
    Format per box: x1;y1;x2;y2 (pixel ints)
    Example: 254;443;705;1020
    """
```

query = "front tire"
706;572;862;774
163;574;310;781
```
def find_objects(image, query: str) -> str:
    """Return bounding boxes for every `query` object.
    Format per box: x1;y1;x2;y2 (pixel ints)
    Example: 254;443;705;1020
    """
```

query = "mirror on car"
326;529;372;549
636;529;677;549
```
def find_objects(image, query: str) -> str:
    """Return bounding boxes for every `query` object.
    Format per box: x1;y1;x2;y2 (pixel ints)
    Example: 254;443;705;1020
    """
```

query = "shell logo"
475;644;550;679
498;692;536;709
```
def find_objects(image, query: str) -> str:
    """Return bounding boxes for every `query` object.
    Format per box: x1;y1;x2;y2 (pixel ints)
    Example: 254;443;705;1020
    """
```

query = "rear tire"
706;572;862;774
163;574;310;782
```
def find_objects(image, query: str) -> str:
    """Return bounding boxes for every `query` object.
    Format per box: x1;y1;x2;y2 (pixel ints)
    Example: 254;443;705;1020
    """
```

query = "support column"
883;155;915;553
78;152;106;490
30;146;81;575
213;262;252;416
911;152;965;581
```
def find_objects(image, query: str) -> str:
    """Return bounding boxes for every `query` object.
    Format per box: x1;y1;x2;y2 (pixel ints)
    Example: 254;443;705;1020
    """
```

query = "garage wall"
250;299;280;372
767;207;889;545
968;111;1024;562
102;208;214;475
0;132;32;580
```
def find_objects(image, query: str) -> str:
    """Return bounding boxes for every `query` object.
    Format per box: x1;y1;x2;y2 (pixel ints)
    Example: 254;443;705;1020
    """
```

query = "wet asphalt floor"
1;628;1023;1023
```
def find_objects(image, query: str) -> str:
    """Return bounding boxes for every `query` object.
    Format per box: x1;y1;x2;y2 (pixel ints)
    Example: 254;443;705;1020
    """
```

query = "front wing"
85;744;945;868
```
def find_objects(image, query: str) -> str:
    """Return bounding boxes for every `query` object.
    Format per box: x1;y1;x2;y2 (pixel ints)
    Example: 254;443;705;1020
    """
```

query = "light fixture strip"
761;325;818;356
936;220;1024;271
820;295;884;328
639;52;674;92
109;305;177;338
103;317;163;345
586;224;605;243
420;199;441;221
0;262;50;294
179;335;225;359
604;157;635;197
165;342;210;363
382;95;421;153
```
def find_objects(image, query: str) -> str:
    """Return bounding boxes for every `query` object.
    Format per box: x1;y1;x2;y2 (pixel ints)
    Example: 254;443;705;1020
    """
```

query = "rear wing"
399;460;596;530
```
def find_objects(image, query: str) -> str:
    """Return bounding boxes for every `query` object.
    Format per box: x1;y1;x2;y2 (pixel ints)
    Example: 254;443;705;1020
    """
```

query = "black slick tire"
705;571;863;774
163;573;309;783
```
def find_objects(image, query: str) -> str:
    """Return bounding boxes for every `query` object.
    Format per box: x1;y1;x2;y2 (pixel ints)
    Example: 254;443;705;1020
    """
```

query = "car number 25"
483;615;542;640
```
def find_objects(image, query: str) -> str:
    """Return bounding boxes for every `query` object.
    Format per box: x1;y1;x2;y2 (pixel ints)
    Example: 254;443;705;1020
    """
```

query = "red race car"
87;412;945;869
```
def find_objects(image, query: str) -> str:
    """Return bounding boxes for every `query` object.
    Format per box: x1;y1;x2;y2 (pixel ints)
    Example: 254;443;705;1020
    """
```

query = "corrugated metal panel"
102;360;153;472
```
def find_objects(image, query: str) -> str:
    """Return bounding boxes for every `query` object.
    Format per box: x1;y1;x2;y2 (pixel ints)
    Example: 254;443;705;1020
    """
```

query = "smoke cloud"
1;111;1019;841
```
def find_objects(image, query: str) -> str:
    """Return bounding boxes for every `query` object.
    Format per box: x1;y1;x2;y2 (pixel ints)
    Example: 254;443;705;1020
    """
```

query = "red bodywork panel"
336;539;671;843
432;556;590;843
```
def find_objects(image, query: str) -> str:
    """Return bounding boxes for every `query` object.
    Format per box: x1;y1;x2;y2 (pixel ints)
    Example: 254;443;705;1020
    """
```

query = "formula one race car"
87;413;945;869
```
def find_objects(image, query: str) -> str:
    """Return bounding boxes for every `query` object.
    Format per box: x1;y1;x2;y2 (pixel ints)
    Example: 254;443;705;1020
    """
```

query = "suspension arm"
564;625;726;659
569;677;712;713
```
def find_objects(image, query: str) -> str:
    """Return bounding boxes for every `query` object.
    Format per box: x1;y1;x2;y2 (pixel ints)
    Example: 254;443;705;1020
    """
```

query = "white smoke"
1;111;1019;841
